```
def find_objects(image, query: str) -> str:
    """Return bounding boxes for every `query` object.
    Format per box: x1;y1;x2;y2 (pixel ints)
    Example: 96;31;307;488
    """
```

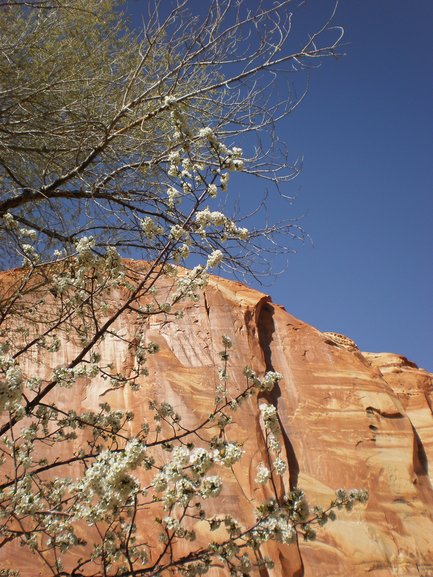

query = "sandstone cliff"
1;267;432;576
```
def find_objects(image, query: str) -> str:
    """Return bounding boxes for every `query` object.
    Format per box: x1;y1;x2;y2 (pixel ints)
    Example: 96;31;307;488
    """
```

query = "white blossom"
52;367;76;388
180;169;192;179
19;228;37;240
0;357;23;412
21;244;40;265
141;217;163;239
190;447;213;476
168;150;181;165
2;212;17;228
259;371;282;392
220;172;229;191
168;165;178;177
268;433;281;453
255;463;271;484
259;402;279;434
273;457;287;475
163;95;176;106
206;249;223;268
236;226;249;240
182;158;193;171
182;181;192;194
170;224;188;241
167;186;180;205
207;183;217;198
198;126;216;143
163;516;180;531
74;441;146;521
75;236;95;259
176;243;190;260
200;475;222;498
195;208;227;227
239;554;252;573
218;443;244;467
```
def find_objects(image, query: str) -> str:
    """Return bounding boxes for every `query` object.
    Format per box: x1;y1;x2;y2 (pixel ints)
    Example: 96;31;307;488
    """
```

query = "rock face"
1;267;433;576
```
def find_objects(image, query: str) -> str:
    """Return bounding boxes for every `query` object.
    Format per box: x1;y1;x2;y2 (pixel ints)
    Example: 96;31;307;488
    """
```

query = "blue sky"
127;1;432;371
268;0;433;371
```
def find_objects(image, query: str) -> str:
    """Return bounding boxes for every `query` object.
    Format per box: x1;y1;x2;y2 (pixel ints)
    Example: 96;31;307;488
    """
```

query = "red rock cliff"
1;267;433;576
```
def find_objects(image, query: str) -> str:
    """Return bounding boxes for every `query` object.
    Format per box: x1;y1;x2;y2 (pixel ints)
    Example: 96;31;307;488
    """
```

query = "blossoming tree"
0;1;366;575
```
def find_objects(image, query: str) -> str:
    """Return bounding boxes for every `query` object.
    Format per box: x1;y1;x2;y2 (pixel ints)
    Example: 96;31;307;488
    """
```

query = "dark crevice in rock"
257;302;300;490
256;301;304;577
256;301;273;366
411;423;429;476
203;290;210;320
365;406;404;419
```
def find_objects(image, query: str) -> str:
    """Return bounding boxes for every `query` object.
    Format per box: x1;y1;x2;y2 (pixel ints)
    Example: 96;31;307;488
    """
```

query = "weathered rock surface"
1;266;433;576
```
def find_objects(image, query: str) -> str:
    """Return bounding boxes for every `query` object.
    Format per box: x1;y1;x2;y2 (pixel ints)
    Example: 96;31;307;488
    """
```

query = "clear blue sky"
127;1;433;371
269;0;433;371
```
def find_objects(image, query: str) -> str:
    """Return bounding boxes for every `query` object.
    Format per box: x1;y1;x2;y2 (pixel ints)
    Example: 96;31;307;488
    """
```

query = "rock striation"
1;266;433;576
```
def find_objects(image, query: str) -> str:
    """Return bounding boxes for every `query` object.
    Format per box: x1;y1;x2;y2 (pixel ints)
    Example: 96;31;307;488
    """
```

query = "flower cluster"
170;105;192;143
212;440;244;467
255;463;271;485
333;488;369;510
21;244;40;266
259;402;279;434
141;217;164;239
250;491;307;546
200;476;222;499
2;212;17;229
52;367;76;388
74;439;147;522
0;355;23;412
150;437;246;515
197;127;245;172
49;240;123;304
257;400;289;481
195;207;248;241
166;185;180;206
242;367;282;394
221;146;244;172
260;371;283;392
206;249;223;269
170;265;209;303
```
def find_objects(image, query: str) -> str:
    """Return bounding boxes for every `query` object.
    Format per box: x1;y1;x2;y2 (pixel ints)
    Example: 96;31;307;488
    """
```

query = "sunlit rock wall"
1;266;432;576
